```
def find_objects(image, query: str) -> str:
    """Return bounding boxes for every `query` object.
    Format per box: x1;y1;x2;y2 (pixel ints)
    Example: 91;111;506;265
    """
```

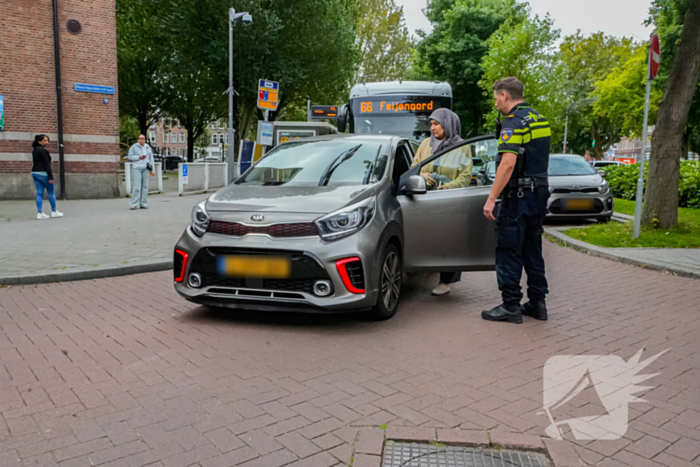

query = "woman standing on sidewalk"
31;134;63;220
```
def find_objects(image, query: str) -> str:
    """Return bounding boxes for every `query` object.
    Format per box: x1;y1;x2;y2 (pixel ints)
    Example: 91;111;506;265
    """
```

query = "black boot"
521;300;547;320
481;304;523;324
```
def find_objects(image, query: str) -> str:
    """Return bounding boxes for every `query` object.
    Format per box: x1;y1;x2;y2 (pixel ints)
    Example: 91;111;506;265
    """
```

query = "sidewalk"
545;222;700;279
0;191;208;285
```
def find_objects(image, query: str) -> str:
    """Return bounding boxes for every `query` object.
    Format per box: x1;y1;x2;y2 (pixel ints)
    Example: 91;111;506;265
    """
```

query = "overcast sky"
396;0;654;41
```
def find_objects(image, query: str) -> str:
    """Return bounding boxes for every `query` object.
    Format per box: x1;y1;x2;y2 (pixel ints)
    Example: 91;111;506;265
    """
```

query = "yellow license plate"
217;256;291;278
564;198;594;211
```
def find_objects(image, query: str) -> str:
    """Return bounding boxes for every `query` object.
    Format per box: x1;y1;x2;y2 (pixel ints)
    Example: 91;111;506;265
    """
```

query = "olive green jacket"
412;138;473;189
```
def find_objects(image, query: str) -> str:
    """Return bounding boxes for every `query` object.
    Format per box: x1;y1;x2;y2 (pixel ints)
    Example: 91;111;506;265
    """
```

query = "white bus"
338;81;453;144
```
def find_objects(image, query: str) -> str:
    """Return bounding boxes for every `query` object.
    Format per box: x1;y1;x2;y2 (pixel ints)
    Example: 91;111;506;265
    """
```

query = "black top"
496;102;551;183
32;146;54;180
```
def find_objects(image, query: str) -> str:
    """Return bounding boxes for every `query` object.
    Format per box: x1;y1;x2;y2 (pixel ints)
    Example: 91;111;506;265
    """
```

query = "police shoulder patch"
501;128;513;141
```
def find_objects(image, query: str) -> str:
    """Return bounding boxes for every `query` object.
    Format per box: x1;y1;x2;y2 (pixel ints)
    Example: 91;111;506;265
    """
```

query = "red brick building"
0;0;120;199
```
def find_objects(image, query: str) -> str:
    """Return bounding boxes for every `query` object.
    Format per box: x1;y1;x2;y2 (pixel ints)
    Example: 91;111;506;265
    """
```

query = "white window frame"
212;134;218;145
179;133;185;143
171;133;177;143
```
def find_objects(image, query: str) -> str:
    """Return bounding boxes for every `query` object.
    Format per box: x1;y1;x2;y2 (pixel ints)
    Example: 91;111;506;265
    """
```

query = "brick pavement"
0;242;699;466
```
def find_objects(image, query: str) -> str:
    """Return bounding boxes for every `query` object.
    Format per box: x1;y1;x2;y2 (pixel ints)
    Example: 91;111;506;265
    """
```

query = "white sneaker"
37;213;50;220
51;211;64;218
431;283;451;296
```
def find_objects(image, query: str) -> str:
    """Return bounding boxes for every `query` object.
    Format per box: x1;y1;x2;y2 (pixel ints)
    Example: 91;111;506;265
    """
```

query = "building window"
179;133;185;143
211;123;217;130
219;121;225;129
212;134;218;145
225;134;229;144
171;133;177;143
148;132;156;144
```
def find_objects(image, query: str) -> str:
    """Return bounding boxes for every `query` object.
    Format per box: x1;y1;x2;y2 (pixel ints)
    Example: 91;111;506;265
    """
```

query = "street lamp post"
227;8;252;183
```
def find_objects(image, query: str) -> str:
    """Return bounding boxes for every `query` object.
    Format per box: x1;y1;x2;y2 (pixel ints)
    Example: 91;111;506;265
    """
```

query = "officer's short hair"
493;77;524;100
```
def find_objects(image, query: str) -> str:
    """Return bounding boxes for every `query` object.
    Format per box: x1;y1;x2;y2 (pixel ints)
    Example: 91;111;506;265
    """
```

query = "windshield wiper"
362;145;383;185
319;145;362;186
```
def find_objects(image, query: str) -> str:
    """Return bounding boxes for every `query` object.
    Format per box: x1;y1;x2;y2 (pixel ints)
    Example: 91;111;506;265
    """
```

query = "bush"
605;160;700;209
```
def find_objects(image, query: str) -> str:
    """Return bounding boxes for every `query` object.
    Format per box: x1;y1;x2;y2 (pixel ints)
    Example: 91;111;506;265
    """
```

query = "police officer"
482;77;550;324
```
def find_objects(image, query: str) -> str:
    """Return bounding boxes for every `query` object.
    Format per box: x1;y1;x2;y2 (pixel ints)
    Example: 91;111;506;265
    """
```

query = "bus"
337;81;453;145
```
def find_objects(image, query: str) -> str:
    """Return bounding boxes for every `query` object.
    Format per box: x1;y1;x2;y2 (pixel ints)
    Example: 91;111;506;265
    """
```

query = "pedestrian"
584;150;593;163
482;77;550;324
127;134;155;210
31;134;63;220
412;108;473;296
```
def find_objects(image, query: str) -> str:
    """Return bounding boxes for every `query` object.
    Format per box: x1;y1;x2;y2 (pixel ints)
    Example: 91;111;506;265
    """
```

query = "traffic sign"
258;79;279;111
310;105;338;119
649;34;660;80
182;164;188;185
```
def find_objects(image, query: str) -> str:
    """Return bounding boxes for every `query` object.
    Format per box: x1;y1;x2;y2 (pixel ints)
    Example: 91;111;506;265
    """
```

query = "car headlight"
191;201;210;237
315;197;375;241
598;180;609;193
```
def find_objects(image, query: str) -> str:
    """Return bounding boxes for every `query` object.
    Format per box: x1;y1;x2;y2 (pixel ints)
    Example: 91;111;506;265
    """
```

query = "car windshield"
549;156;596;176
237;140;388;187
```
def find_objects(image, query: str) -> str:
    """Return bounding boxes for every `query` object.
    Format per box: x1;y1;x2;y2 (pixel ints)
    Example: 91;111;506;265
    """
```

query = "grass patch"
565;203;700;248
613;198;636;216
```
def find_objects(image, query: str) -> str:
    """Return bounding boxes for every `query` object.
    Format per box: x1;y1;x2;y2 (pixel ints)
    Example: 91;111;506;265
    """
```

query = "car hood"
206;184;376;214
548;174;603;188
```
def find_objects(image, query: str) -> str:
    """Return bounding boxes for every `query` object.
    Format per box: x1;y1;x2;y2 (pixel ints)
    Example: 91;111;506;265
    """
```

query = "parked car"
165;155;184;171
476;160;497;186
591;160;625;169
173;134;499;319
547;154;613;222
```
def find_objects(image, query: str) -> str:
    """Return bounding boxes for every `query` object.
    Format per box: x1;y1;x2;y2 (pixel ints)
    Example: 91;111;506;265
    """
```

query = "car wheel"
368;244;402;321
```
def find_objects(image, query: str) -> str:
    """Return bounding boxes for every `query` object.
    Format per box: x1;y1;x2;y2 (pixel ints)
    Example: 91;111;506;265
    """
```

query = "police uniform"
482;102;551;324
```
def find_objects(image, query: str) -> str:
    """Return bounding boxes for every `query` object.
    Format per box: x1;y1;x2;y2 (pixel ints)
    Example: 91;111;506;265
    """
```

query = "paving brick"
355;427;384;456
352;453;382;467
666;437;700;462
238;448;297;467
489;431;545;450
543;439;585;467
437;428;489;446
204;427;245;453
386;426;435;442
626;435;672;459
240;429;284;455
277;431;321;458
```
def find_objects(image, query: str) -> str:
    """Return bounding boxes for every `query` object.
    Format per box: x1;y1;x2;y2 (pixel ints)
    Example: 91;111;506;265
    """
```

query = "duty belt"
505;176;548;198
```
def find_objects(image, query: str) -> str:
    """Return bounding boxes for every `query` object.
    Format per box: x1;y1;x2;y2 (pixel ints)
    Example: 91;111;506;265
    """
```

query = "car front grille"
552;187;599;194
345;261;365;291
207;220;319;238
549;198;605;214
200;273;316;293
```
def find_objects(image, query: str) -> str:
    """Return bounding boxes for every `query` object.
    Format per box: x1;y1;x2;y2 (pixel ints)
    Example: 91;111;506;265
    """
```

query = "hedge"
605;160;700;209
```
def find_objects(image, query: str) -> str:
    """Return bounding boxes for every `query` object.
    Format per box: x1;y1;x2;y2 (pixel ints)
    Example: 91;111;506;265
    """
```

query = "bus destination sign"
357;97;442;115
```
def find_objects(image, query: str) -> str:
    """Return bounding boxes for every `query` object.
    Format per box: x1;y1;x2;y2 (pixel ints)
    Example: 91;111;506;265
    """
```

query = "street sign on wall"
74;83;116;95
649;34;660;80
257;79;279;111
182;164;189;185
0;95;5;131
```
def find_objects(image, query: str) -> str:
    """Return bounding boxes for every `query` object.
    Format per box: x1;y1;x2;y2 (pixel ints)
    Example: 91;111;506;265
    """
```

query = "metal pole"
563;115;569;154
307;100;311;122
52;0;66;199
633;61;653;239
227;8;236;183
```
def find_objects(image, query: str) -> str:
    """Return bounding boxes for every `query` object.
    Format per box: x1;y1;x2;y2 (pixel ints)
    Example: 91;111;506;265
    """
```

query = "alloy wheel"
381;251;401;310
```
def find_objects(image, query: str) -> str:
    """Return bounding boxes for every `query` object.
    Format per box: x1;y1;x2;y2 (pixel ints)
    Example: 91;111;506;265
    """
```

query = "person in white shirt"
127;135;155;210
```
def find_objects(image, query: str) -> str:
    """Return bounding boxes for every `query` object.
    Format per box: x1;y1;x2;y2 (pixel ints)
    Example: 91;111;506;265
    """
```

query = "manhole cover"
383;441;551;467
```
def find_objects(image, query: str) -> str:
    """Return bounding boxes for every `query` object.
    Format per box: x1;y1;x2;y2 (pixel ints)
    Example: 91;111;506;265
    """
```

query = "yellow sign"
258;79;279;111
359;100;436;114
220;255;291;278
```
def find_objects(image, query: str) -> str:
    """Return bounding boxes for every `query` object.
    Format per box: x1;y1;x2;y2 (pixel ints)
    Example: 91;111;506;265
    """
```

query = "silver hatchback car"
173;134;499;319
547;154;613;222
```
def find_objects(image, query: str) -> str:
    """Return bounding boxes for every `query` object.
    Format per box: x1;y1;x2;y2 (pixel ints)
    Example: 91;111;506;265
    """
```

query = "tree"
116;0;169;135
356;0;412;81
642;0;700;229
411;0;527;136
560;32;637;157
591;45;662;140
479;14;565;143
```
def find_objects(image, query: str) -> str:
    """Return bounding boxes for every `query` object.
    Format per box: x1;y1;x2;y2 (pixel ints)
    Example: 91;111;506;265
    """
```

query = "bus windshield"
351;95;452;142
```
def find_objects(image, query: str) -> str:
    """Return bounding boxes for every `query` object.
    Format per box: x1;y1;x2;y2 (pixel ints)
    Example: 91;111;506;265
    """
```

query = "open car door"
399;135;499;273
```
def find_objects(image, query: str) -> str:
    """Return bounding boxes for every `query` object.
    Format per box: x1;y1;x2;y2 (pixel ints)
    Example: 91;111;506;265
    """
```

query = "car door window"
413;138;498;191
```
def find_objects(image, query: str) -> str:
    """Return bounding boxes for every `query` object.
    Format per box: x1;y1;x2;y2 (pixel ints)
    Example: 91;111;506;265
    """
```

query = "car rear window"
549;156;596;176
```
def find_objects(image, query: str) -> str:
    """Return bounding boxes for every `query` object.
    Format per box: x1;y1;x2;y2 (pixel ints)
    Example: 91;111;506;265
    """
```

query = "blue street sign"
259;80;279;91
182;164;188;177
74;83;116;95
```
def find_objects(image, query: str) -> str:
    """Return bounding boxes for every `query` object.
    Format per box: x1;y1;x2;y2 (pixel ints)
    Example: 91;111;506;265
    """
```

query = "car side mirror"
597;170;607;178
401;175;427;195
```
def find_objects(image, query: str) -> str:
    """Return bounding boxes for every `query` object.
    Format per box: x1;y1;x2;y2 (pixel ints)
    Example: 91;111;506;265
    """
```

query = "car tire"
368;244;402;321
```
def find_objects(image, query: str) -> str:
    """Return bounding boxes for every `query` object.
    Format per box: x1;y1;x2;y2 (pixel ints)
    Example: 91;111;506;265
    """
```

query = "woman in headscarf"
412;108;473;296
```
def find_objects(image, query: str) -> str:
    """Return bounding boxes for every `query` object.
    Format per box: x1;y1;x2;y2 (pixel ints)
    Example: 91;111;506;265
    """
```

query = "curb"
0;261;172;286
544;227;699;280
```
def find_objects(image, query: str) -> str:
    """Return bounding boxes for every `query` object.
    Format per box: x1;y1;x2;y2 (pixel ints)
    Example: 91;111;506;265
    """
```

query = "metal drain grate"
383;441;552;467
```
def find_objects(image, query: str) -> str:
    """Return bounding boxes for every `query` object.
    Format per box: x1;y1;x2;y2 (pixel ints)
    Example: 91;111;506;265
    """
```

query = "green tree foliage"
412;0;527;136
356;0;412;81
559;33;636;156
591;46;663;139
479;13;565;143
116;0;170;135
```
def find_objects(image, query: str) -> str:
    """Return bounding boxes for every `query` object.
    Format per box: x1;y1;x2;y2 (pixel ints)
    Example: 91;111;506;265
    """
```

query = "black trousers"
439;272;461;284
495;189;550;306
